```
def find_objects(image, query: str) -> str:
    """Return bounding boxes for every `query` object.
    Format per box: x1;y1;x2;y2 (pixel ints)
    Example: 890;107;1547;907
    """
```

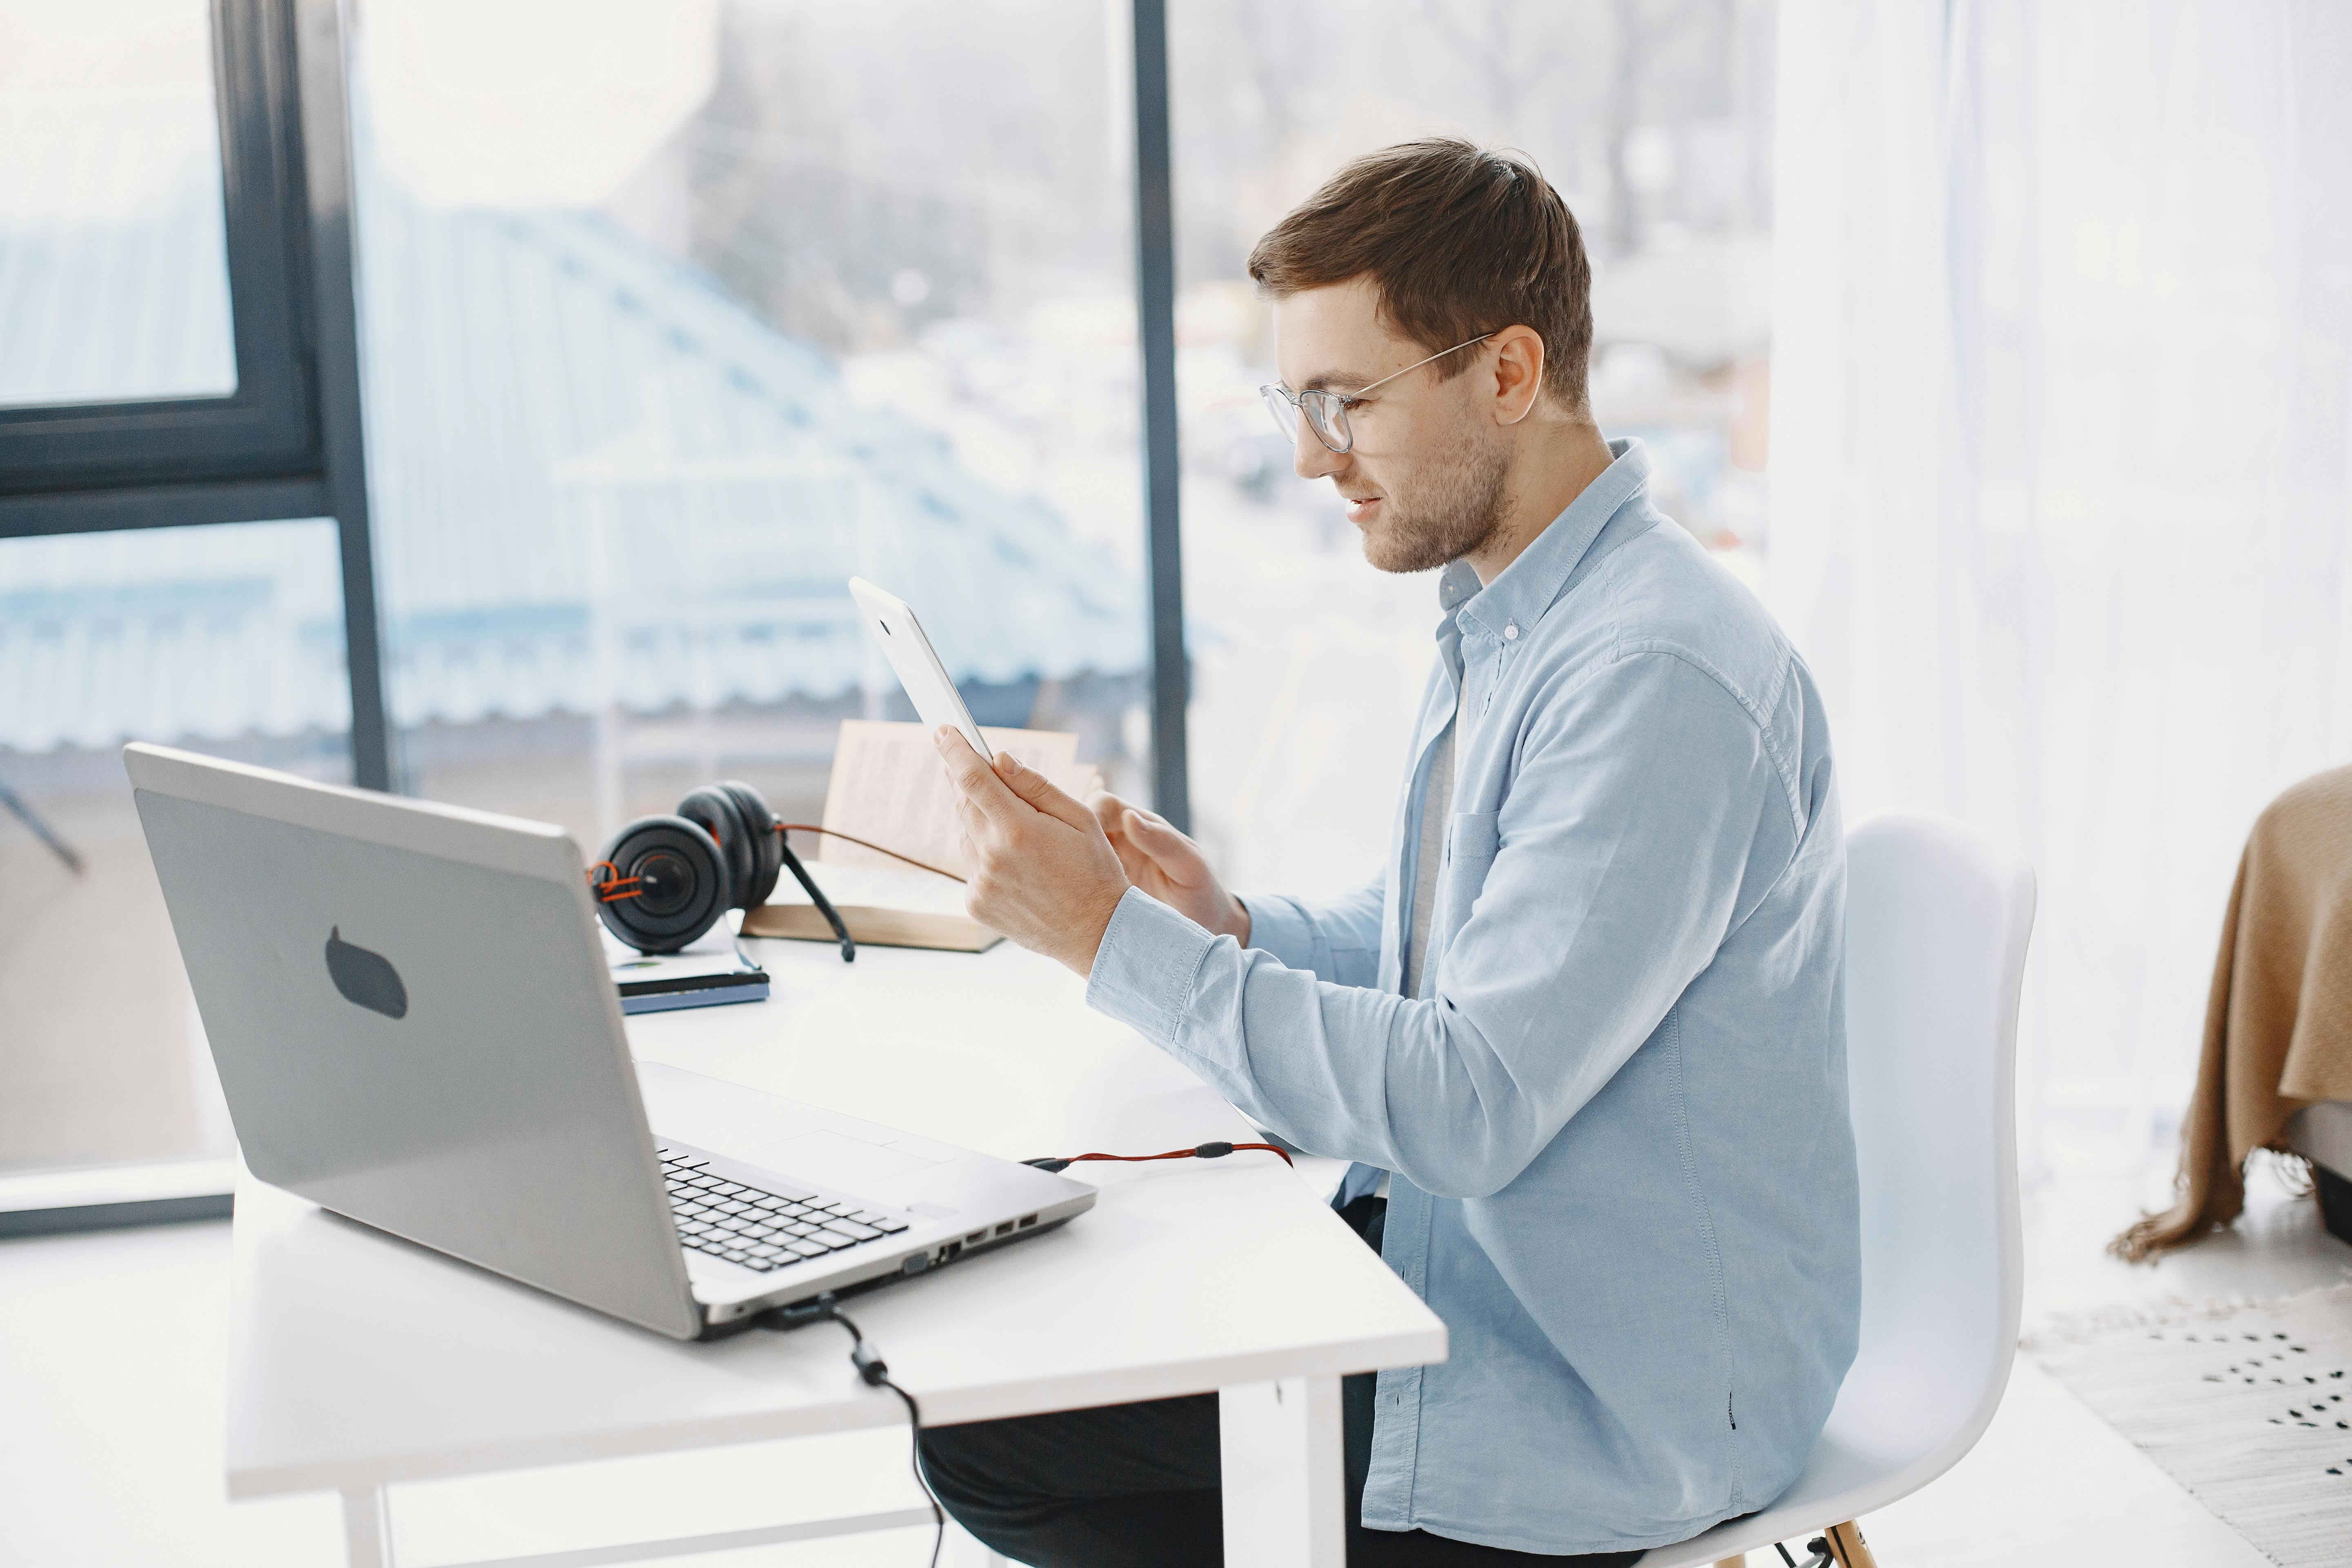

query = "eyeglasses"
1260;334;1492;454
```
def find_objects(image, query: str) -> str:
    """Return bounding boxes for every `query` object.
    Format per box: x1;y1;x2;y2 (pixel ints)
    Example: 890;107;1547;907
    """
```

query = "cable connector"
768;1294;840;1330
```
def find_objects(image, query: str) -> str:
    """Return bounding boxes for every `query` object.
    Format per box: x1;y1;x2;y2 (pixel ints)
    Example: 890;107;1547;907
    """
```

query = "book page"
816;720;1084;878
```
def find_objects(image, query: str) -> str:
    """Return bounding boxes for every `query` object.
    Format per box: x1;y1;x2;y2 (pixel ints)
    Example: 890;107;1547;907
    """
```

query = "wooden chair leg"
1712;1555;1747;1568
1824;1520;1878;1568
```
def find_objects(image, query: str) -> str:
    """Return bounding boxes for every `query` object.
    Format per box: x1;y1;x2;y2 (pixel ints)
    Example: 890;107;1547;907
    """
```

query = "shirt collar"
1446;437;1652;642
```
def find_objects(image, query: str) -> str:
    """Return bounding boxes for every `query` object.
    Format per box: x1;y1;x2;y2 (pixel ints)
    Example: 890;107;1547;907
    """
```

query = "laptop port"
967;1230;987;1244
995;1222;1014;1237
942;1242;962;1261
1018;1214;1037;1228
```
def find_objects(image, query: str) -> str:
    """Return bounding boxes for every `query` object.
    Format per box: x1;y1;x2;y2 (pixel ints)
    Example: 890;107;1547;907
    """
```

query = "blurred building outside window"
349;0;1151;853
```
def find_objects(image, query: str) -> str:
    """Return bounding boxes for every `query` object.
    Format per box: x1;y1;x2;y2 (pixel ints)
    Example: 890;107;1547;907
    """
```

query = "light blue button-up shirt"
1087;439;1859;1555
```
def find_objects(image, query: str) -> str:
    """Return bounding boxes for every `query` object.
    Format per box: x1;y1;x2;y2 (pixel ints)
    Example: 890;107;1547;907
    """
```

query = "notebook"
604;926;769;1011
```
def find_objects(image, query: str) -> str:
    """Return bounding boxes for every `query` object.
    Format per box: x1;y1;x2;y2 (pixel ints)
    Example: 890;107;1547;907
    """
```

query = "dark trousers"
916;1198;1642;1568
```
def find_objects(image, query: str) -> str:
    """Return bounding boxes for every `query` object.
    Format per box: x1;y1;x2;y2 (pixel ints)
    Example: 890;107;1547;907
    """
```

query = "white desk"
226;934;1447;1567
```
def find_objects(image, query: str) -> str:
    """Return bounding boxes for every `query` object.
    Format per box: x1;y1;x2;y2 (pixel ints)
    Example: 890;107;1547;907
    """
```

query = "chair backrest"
1831;811;2034;1493
1639;811;2035;1567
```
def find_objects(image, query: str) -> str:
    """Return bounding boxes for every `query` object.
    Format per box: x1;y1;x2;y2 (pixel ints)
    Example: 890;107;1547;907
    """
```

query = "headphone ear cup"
720;781;783;909
594;815;728;953
675;786;751;912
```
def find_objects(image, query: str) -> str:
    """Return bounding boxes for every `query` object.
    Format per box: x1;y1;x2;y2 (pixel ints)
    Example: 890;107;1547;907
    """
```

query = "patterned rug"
2024;1283;2352;1567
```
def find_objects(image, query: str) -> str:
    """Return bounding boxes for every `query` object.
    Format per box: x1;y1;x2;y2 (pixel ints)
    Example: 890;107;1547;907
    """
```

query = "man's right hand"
1086;792;1250;944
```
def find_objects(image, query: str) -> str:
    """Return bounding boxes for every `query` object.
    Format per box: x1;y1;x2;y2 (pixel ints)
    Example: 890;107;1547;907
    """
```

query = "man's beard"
1360;435;1510;575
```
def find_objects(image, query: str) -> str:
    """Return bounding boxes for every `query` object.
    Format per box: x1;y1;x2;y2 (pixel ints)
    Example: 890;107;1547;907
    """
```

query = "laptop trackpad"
748;1129;940;1189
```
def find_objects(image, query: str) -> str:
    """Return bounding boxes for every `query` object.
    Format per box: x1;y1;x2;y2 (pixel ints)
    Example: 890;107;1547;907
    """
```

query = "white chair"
1641;812;2036;1568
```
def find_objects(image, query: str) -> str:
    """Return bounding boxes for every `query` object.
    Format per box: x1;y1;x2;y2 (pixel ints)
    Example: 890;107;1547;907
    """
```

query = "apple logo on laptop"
326;927;408;1020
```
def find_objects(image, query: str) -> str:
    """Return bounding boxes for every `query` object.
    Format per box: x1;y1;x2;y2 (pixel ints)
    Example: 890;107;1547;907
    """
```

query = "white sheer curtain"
1768;0;2352;1174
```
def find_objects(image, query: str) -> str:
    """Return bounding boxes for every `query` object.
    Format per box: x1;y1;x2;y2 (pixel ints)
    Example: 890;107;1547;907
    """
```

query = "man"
921;138;1859;1564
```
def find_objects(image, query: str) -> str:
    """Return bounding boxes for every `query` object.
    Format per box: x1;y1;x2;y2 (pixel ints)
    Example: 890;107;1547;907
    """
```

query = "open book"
739;720;1102;953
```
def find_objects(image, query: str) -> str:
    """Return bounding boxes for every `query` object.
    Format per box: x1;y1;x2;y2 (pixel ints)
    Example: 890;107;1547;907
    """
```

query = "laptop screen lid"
124;742;701;1341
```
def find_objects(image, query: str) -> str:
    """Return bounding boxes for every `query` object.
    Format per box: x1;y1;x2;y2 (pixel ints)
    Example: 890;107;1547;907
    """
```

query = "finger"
1094;820;1154;881
990;750;1098;833
1120;804;1197;862
934;726;1025;823
1093;797;1153;858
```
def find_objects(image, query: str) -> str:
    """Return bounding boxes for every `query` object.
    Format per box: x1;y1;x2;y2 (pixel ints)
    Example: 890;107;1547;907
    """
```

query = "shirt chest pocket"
1438;810;1501;935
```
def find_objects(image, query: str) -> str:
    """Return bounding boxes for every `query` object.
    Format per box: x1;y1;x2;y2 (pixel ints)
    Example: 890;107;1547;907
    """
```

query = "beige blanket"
2114;764;2352;1260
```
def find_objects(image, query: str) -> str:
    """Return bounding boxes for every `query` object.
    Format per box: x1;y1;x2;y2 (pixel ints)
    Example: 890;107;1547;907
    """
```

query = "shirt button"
1503;622;1519;641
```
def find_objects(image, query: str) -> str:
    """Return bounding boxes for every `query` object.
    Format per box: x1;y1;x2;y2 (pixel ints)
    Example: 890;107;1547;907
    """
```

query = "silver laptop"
126;742;1094;1341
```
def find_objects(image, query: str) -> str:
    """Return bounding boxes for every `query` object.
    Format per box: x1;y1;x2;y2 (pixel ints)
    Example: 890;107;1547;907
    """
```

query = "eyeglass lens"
1261;385;1350;453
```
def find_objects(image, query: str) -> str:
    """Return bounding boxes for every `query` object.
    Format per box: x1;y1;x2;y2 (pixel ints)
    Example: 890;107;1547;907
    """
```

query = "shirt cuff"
1235;891;1322;971
1085;886;1216;1046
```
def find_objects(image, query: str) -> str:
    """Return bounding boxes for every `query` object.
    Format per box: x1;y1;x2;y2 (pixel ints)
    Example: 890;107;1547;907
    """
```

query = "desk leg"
341;1485;394;1568
1219;1375;1343;1568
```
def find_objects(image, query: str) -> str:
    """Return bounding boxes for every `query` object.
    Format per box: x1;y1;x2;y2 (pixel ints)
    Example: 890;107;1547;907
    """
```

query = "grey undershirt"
1379;698;1457;1205
1404;700;1459;1002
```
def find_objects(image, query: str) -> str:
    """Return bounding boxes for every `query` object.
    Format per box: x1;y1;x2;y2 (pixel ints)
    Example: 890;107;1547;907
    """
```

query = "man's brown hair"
1247;138;1593;412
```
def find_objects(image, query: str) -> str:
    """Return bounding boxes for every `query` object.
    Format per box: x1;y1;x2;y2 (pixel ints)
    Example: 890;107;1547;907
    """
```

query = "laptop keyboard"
658;1145;910;1274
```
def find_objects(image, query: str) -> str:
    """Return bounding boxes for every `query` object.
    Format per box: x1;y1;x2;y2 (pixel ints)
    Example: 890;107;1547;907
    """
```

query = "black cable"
1777;1543;1800;1567
761;1293;942;1567
774;837;856;962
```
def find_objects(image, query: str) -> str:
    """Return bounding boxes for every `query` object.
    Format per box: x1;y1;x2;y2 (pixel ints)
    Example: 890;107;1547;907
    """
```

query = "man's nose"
1292;419;1345;480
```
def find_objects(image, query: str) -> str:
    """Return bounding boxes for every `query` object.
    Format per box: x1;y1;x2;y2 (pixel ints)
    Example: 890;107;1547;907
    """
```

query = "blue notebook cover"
603;926;769;1013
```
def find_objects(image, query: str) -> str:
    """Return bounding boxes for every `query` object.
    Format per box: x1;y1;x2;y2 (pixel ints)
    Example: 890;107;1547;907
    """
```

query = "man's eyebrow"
1298;368;1375;394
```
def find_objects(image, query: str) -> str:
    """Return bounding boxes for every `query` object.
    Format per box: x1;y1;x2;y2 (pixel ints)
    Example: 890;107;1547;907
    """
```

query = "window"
1169;0;1777;895
0;0;236;408
0;0;332;503
3;0;1776;1224
0;0;381;1229
347;0;1152;849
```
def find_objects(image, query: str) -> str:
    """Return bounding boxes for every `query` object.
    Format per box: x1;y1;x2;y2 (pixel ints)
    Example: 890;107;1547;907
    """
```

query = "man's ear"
1488;325;1546;427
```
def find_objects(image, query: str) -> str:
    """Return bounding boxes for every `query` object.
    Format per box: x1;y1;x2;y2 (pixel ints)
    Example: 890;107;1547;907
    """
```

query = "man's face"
1270;277;1508;574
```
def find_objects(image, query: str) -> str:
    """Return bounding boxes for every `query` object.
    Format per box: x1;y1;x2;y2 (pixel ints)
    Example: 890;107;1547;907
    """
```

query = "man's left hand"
934;728;1131;976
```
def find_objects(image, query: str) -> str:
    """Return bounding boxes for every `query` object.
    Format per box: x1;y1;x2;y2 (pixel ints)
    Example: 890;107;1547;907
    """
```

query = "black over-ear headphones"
590;780;856;961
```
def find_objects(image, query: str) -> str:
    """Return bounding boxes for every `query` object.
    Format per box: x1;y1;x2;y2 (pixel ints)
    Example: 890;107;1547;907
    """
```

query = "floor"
2;1159;2346;1568
1859;1155;2352;1567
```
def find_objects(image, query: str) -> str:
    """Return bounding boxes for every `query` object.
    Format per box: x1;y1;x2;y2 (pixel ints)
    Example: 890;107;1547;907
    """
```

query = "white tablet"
846;577;994;762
